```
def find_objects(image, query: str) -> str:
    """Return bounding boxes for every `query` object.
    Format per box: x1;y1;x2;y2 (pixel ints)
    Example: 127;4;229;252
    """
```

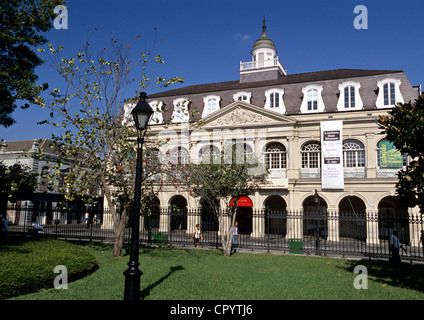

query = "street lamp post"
123;92;153;300
314;189;321;256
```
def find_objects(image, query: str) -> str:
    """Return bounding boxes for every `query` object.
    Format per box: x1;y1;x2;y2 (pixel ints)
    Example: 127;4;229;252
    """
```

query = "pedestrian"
0;214;8;240
190;223;203;248
84;211;90;229
232;221;239;253
389;230;404;262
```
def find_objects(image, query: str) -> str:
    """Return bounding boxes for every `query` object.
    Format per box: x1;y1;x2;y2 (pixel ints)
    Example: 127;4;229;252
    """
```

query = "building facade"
0;139;103;225
136;19;421;245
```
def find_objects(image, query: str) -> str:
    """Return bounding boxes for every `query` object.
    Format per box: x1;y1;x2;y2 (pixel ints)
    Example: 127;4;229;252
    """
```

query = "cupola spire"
239;17;287;83
262;15;267;35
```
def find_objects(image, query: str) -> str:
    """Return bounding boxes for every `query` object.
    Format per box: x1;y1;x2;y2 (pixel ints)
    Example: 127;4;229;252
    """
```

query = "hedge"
0;238;98;299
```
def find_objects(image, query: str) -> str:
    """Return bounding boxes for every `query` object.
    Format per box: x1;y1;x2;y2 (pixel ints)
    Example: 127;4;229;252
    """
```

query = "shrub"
0;238;98;299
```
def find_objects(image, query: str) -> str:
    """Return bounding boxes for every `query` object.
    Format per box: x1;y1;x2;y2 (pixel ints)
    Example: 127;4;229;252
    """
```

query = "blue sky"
1;0;423;141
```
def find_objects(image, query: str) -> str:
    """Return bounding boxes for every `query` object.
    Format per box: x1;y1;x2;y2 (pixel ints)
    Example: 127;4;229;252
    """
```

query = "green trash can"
289;238;302;254
153;232;168;245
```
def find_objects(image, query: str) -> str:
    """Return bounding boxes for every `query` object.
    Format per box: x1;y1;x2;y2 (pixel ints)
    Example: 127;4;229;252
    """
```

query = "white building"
136;19;421;245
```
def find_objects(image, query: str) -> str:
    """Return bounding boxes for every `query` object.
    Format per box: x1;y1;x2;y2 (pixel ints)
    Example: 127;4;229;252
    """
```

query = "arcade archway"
303;195;328;237
378;196;409;243
264;195;287;235
169;195;187;231
230;196;253;235
338;196;366;241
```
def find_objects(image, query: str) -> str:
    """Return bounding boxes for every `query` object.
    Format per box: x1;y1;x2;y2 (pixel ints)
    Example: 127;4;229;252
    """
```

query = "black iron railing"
3;205;423;261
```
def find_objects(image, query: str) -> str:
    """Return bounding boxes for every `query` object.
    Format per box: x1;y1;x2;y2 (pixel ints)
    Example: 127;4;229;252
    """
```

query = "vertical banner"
378;140;403;168
321;120;344;189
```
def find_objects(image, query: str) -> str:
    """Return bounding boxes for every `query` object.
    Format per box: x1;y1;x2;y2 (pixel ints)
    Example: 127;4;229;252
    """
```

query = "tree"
378;93;424;213
0;161;37;215
185;144;268;256
34;34;183;257
0;0;63;127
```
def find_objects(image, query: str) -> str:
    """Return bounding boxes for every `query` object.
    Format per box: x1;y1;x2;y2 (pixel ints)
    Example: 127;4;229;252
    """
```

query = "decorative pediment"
200;101;297;129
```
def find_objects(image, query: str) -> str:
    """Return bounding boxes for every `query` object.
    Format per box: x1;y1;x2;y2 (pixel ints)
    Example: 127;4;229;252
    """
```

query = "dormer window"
233;92;252;103
265;88;285;113
307;89;318;110
202;95;220;117
300;85;325;113
383;83;395;106
270;93;279;108
376;78;404;108
149;100;163;125
337;81;363;111
172;98;189;123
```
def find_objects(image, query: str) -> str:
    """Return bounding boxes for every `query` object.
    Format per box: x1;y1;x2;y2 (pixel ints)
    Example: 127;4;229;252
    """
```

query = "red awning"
230;196;253;207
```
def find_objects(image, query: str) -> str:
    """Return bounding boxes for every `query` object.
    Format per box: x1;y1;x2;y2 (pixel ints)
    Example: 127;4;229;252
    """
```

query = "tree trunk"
220;209;237;256
112;206;129;257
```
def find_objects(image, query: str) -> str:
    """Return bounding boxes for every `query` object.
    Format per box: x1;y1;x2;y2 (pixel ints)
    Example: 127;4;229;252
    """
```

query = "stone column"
366;210;380;244
327;209;339;242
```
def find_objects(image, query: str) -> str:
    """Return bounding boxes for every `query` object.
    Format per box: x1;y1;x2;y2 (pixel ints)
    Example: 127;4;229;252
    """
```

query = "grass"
0;238;98;299
5;240;424;300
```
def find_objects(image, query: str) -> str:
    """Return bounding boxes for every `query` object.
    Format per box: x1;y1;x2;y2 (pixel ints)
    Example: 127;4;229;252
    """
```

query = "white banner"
321;120;344;189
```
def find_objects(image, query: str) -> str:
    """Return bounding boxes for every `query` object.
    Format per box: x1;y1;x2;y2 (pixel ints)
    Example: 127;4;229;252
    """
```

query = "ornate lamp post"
123;92;153;300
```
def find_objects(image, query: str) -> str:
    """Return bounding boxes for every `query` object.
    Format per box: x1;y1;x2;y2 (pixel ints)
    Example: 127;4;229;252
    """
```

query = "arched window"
264;142;286;169
168;146;189;165
166;147;189;181
343;140;365;168
198;145;220;163
301;142;321;168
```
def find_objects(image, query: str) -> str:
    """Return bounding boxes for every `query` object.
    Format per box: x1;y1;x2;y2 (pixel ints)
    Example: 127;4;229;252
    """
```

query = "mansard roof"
149;69;403;99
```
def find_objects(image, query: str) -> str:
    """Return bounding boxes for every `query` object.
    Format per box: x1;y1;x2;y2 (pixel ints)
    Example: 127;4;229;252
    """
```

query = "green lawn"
6;240;424;300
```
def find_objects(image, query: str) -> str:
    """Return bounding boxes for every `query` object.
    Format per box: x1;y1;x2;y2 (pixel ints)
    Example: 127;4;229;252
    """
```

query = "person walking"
232;221;239;254
190;224;203;248
389;230;404;262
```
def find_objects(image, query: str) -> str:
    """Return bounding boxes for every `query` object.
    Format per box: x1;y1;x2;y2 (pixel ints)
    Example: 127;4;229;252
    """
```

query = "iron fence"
3;204;424;261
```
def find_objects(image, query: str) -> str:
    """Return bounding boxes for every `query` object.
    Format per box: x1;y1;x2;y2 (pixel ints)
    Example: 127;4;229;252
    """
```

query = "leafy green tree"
0;161;37;215
185;144;268;256
0;0;63;127
34;35;183;257
378;94;424;213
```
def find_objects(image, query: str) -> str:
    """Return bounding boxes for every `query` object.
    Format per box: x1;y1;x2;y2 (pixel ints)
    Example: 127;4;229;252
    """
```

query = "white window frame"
337;81;363;111
149;100;163;125
343;140;365;168
301;141;321;168
233;92;252;103
264;88;285;113
202;95;220;117
300;85;325;113
264;142;287;169
172;98;190;123
376;78;404;108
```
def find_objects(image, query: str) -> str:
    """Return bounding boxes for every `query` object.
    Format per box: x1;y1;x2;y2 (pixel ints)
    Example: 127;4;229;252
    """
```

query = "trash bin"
289;238;302;254
153;232;168;245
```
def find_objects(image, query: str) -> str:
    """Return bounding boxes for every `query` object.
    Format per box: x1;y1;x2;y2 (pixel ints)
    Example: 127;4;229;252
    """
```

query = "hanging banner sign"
378;140;403;168
321;120;344;189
